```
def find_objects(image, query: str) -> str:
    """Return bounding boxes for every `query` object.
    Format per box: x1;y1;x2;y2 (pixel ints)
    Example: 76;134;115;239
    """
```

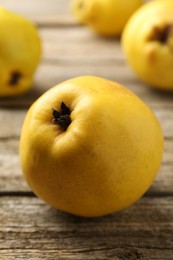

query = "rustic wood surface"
0;0;173;259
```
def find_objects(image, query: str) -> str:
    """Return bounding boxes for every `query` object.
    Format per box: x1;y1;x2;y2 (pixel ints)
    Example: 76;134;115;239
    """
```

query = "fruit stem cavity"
9;71;22;86
149;24;173;44
52;102;71;130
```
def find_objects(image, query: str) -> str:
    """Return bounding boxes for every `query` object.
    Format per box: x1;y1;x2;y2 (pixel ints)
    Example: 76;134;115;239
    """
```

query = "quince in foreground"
20;76;163;217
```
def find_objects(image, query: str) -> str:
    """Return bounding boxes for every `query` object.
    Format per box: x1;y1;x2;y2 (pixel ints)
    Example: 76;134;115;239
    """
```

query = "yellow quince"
122;0;173;90
71;0;144;36
0;7;41;97
20;76;164;217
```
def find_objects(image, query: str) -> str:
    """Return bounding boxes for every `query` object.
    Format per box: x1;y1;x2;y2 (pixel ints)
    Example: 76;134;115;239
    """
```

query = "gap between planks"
0;190;173;198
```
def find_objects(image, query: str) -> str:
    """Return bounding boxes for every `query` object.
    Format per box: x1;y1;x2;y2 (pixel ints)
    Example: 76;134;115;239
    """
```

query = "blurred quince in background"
122;0;173;91
70;0;144;37
0;7;41;97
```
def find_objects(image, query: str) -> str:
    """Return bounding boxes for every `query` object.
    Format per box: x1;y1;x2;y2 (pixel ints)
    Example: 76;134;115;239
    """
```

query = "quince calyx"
148;24;173;44
9;71;22;86
52;102;71;130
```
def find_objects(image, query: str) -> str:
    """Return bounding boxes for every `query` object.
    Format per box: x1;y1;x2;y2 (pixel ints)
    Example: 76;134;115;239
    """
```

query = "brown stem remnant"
149;24;173;44
9;71;22;86
52;102;71;130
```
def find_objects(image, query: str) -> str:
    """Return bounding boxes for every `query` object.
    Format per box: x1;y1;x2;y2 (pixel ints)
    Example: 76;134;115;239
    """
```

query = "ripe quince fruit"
0;7;41;97
20;76;163;217
122;0;173;90
71;0;143;36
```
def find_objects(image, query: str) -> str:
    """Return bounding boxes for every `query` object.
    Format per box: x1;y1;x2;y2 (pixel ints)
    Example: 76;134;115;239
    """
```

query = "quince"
20;76;163;217
71;0;143;36
122;0;173;90
0;7;41;97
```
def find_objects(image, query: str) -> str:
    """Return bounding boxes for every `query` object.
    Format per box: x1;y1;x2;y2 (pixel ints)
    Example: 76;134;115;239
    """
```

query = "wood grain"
0;196;173;259
0;0;73;23
1;61;173;108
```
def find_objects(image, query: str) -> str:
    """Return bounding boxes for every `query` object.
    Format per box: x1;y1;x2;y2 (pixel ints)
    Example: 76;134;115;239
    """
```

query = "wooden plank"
0;0;73;23
0;0;150;21
0;109;26;138
0;196;173;259
1;61;173;108
0;0;150;27
0;158;172;194
0;0;77;28
0;131;172;193
1;249;173;260
40;27;123;60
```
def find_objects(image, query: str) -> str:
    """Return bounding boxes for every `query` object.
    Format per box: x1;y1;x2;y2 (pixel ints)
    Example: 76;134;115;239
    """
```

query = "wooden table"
0;1;173;259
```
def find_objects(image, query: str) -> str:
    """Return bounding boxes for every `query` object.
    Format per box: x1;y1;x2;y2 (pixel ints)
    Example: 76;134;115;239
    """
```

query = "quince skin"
0;7;41;97
122;0;173;90
20;76;163;217
71;0;143;36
